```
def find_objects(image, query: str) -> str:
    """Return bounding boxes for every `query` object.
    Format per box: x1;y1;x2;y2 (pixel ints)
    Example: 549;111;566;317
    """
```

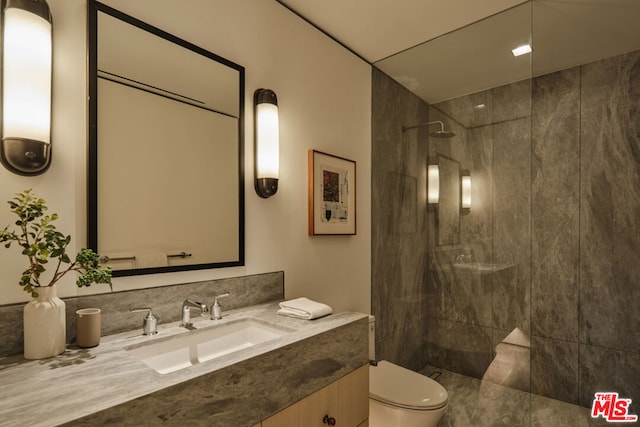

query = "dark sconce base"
0;138;51;175
255;177;279;198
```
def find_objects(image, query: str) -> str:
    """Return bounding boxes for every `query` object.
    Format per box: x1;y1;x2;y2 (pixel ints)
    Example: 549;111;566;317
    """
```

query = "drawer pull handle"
323;414;336;425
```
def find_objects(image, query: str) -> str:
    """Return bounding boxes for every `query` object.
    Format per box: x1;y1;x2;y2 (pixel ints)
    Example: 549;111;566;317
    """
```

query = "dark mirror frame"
87;1;245;277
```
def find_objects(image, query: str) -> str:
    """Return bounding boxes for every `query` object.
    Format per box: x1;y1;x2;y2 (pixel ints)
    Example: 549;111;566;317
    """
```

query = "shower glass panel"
373;0;640;423
421;2;534;398
376;0;533;393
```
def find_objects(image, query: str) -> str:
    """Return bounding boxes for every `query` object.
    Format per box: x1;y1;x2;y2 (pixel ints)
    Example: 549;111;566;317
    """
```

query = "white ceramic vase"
23;285;66;359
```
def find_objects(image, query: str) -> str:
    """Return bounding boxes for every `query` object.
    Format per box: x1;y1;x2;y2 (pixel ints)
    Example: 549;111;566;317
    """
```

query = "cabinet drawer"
261;364;369;427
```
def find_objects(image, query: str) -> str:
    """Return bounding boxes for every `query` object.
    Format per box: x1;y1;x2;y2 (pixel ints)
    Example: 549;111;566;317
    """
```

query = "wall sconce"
427;163;439;206
461;170;471;214
1;0;52;175
254;88;279;198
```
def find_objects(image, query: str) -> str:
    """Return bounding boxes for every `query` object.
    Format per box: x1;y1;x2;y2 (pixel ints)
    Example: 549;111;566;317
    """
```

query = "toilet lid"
370;360;448;410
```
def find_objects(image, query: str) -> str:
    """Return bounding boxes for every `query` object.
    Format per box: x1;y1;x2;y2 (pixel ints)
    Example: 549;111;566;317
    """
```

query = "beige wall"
0;0;372;314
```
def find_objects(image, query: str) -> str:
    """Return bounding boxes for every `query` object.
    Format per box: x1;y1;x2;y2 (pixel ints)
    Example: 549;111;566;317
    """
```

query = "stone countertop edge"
0;301;369;427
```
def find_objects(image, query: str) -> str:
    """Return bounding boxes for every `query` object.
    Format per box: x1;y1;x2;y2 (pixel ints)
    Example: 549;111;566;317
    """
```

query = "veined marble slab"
0;302;368;427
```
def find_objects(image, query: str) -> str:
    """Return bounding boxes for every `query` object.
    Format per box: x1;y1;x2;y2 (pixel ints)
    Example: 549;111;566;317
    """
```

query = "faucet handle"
130;307;159;335
199;302;209;316
211;292;230;320
214;292;230;301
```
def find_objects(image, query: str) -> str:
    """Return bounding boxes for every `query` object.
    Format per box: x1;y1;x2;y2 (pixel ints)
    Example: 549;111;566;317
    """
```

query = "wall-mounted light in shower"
511;44;532;57
254;88;279;198
428;163;439;206
1;0;53;175
461;169;471;214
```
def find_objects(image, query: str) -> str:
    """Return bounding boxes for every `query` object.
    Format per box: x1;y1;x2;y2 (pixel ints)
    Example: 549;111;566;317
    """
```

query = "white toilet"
368;316;448;427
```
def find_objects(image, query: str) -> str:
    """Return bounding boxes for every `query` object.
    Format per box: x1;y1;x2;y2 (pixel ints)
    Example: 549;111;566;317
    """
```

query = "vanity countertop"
0;302;368;427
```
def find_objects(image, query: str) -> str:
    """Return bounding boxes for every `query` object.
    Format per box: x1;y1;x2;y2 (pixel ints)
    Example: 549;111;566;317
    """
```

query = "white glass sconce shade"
256;103;279;178
461;172;471;211
428;164;439;204
1;0;52;175
254;88;279;198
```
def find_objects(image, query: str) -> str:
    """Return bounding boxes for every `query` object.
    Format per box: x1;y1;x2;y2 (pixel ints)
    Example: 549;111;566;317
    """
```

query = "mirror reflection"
435;154;461;246
87;1;245;276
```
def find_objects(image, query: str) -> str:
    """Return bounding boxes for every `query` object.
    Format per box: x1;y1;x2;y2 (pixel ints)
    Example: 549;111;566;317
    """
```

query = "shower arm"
401;120;445;133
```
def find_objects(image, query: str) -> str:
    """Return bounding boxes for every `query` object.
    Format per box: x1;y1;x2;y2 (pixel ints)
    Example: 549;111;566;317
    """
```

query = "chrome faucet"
455;253;473;263
180;299;208;328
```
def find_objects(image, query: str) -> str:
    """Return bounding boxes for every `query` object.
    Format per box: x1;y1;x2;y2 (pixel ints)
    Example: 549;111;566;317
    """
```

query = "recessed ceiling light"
512;44;532;57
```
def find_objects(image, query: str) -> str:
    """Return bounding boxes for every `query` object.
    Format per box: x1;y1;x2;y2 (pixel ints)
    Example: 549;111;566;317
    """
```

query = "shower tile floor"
419;366;614;426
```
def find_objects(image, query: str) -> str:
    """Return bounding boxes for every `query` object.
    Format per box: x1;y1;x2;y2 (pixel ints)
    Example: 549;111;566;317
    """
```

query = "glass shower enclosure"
372;0;640;423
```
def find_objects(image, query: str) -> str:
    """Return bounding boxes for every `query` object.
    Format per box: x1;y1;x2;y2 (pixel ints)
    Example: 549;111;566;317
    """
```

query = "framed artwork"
308;150;356;235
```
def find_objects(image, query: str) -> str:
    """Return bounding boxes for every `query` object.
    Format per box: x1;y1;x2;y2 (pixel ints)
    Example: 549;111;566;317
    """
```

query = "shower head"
430;126;456;138
401;120;456;138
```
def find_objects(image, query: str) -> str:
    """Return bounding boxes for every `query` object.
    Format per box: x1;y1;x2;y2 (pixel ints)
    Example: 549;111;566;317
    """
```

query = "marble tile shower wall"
371;67;430;371
0;272;284;357
372;48;640;410
575;50;640;406
426;79;534;388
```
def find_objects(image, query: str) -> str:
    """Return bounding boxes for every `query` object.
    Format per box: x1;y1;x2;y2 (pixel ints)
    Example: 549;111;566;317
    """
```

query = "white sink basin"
125;319;292;374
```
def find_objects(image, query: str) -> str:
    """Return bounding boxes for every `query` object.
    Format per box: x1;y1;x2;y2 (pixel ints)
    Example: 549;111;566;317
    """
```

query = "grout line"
577;63;583;404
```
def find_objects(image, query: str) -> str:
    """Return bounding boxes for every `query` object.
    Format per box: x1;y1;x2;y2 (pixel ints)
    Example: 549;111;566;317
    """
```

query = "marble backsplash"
0;271;284;358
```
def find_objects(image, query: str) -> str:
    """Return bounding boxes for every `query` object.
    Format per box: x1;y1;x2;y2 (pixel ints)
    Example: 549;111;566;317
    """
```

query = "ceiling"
276;0;527;63
277;0;640;103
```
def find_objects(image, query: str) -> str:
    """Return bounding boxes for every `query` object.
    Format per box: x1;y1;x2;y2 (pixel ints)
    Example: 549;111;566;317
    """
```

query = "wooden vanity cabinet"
258;364;369;427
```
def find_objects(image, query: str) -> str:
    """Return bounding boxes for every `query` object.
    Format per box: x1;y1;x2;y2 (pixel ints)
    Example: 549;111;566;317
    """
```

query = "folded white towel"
277;297;333;320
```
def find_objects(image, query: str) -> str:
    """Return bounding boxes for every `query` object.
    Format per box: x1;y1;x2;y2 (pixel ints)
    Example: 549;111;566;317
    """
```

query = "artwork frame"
308;150;356;235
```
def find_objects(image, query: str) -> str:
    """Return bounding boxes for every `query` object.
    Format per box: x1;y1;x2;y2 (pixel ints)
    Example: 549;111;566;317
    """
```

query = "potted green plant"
0;189;112;359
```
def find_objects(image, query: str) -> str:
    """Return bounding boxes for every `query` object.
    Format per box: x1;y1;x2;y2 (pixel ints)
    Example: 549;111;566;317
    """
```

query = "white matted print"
308;150;356;235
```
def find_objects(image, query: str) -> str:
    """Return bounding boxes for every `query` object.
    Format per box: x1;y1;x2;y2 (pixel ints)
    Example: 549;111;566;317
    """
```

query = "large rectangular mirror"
87;1;245;277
